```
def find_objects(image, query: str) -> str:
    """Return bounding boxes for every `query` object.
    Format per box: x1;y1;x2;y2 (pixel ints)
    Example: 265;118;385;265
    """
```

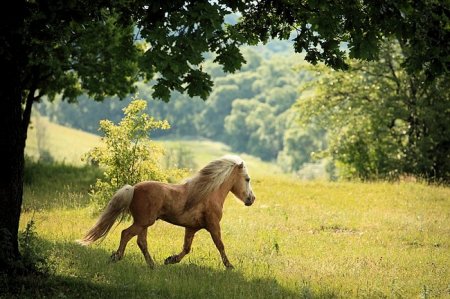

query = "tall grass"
13;160;450;298
23;157;102;211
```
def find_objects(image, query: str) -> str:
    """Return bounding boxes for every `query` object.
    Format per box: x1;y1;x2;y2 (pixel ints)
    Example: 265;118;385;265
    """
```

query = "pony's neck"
213;170;237;207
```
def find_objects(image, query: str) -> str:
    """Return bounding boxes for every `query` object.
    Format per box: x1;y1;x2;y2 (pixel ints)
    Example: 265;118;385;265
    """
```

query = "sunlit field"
20;167;450;298
17;123;450;298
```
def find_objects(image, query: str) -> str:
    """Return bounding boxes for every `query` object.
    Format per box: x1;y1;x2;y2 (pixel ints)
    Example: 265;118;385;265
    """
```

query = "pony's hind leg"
137;227;155;268
164;228;198;265
111;223;143;262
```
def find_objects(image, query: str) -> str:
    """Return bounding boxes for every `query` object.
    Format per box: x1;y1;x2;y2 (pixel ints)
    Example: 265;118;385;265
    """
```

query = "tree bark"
0;0;26;270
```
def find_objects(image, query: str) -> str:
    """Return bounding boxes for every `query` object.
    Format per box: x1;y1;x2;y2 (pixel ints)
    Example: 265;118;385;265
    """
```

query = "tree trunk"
0;0;26;271
0;77;25;270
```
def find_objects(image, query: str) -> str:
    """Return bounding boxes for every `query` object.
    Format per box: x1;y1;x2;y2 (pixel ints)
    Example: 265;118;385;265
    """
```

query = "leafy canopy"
16;0;449;106
237;0;449;81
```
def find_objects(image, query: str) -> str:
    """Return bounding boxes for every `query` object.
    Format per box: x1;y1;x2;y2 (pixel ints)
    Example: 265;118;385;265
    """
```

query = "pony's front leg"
165;228;198;265
207;223;234;269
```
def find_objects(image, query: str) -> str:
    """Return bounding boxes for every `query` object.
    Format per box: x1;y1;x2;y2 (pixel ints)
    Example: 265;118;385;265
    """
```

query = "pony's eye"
245;178;250;182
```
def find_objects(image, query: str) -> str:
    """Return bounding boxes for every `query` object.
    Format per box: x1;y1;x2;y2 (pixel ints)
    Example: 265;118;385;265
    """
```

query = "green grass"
23;158;102;211
15;118;450;298
14;163;450;299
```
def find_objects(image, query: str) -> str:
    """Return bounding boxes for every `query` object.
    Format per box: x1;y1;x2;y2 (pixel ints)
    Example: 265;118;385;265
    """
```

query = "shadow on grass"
2;238;338;299
23;159;102;211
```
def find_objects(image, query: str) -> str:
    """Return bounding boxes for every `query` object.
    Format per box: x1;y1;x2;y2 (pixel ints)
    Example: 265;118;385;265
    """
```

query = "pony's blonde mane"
185;155;244;208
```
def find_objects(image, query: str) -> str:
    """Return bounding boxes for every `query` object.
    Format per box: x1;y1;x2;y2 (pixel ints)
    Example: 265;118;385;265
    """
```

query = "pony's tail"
77;184;135;246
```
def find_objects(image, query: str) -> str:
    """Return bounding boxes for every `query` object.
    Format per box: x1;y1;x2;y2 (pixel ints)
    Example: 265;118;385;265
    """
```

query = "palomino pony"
78;155;255;269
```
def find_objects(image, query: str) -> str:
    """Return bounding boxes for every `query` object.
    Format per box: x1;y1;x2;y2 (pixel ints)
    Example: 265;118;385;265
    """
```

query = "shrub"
84;98;188;209
19;219;53;275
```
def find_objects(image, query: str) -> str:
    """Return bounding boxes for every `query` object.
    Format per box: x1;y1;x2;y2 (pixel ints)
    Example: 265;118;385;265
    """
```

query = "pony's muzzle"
245;194;255;206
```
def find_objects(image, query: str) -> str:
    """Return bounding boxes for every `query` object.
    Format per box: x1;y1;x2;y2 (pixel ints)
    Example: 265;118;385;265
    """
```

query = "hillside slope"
26;116;101;165
26;116;282;177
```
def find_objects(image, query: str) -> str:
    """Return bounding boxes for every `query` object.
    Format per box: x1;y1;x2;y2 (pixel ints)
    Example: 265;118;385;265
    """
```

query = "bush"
84;98;188;209
19;219;53;275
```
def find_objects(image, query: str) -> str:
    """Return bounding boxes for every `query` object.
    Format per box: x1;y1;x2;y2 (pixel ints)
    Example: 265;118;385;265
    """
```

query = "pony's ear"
238;162;244;169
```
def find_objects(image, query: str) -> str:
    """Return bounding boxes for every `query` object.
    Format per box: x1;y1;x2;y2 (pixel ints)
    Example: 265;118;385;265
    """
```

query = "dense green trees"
297;41;450;182
39;37;450;182
39;50;321;167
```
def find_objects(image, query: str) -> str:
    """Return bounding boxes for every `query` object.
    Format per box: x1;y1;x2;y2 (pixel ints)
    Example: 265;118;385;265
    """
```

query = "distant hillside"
26;115;101;165
26;116;282;177
162;139;283;177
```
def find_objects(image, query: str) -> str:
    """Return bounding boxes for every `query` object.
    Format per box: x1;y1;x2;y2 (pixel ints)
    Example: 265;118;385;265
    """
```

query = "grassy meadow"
11;119;450;298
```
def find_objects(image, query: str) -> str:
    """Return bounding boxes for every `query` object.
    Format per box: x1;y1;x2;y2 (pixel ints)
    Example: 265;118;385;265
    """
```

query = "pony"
77;155;256;269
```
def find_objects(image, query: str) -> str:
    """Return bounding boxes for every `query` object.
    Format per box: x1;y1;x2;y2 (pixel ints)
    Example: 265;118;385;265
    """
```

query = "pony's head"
185;155;256;208
231;160;256;207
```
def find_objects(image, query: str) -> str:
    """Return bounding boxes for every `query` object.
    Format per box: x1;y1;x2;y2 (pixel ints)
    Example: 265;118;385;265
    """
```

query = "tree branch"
21;83;36;143
386;54;401;95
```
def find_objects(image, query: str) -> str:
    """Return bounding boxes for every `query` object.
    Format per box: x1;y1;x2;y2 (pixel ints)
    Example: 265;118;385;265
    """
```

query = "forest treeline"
38;41;449;182
38;46;326;177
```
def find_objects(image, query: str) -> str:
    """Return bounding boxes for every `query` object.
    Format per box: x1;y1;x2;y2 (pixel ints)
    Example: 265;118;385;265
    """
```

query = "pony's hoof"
225;264;235;270
164;255;178;265
110;252;121;262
